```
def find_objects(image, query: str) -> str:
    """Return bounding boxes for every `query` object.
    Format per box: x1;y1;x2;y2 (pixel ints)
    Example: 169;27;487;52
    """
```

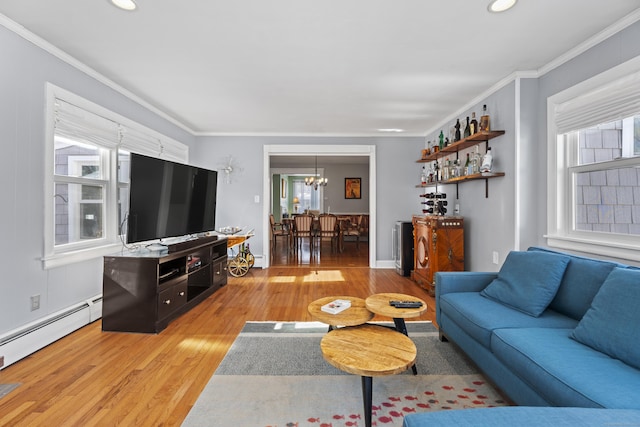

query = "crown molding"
0;13;197;136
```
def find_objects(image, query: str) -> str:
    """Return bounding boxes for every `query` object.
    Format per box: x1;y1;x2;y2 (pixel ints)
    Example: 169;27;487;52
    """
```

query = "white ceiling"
1;1;639;136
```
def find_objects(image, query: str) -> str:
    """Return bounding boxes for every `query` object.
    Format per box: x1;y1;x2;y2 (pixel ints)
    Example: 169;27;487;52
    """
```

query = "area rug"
0;383;19;399
182;321;508;426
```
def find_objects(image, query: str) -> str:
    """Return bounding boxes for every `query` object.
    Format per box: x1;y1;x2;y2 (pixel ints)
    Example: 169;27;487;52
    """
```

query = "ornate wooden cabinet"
411;215;464;295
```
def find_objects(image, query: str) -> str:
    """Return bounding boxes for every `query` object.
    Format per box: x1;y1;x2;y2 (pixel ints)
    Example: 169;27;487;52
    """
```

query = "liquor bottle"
420;166;427;185
454;119;461;141
464;153;471;176
470;112;478;134
480;147;493;173
439;130;444;149
472;146;481;174
480;104;490;132
463;116;471;138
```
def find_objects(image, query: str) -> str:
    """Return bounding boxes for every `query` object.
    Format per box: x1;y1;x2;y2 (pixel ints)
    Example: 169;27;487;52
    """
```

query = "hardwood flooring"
0;241;434;426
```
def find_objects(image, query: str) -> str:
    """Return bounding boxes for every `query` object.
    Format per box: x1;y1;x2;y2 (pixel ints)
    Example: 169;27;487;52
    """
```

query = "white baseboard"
0;295;102;370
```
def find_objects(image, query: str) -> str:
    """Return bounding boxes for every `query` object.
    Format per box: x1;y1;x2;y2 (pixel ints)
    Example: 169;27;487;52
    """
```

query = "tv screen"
127;153;218;244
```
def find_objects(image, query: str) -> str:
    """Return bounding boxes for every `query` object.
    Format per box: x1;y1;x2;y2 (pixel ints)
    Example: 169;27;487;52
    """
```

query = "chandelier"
304;156;328;190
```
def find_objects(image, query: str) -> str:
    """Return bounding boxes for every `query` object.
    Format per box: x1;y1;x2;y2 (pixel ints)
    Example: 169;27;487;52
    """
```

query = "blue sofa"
404;246;640;426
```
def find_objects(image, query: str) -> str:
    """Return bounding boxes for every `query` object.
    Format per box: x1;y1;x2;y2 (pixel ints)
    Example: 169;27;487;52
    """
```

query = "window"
44;84;188;269
547;57;640;261
292;179;322;212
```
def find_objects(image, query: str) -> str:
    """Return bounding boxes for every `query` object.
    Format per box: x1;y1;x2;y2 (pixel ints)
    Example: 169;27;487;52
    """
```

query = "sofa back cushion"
571;267;640;370
528;247;620;320
480;250;570;317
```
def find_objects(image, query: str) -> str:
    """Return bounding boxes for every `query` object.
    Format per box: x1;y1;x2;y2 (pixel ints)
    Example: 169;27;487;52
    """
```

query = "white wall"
0;25;195;337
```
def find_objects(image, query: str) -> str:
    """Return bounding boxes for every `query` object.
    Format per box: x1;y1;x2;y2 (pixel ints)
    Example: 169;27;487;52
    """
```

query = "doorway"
262;144;376;268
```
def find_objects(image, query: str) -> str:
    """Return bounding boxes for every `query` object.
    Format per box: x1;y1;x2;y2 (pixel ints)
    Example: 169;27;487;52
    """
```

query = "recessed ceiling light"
487;0;517;13
110;0;137;11
378;128;404;133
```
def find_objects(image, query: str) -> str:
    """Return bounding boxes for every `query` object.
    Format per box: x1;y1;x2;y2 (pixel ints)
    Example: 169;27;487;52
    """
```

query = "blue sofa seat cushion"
481;251;570;317
571;267;640;370
528;246;619;320
492;327;640;409
402;407;640;427
439;292;578;348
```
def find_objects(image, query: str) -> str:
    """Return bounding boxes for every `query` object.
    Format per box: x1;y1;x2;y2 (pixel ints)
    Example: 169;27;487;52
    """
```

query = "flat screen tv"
127;153;218;244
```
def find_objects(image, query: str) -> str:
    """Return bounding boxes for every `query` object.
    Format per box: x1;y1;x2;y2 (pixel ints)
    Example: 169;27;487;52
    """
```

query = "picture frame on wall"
281;178;287;199
345;177;361;199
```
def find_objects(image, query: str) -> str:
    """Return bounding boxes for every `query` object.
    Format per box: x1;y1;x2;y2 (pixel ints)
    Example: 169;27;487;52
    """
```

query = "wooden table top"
365;293;428;319
320;324;417;377
308;296;374;326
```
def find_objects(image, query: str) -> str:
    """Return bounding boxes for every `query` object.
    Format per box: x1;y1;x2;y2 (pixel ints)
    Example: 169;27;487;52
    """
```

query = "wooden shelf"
416;172;505;198
417;130;505;163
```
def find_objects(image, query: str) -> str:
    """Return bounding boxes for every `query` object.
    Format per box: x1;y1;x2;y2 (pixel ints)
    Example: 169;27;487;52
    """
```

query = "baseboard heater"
0;295;102;370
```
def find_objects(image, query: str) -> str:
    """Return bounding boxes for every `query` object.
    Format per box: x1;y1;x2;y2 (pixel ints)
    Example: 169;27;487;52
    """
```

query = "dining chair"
269;214;291;252
317;213;339;252
293;214;314;252
342;215;363;250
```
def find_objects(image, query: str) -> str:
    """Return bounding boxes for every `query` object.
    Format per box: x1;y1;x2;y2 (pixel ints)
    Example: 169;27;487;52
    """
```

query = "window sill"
545;234;640;263
43;243;122;269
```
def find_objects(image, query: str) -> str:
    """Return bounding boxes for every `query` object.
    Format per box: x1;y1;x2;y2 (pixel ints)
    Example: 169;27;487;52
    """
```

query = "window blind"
54;98;188;163
555;71;640;134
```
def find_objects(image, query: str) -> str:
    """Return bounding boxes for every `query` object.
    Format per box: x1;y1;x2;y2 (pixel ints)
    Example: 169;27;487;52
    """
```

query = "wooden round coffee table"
365;292;427;374
321;324;417;427
308;296;374;329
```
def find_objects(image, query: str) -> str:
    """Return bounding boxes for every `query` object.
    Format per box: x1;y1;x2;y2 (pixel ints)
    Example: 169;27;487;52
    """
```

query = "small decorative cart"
219;227;255;277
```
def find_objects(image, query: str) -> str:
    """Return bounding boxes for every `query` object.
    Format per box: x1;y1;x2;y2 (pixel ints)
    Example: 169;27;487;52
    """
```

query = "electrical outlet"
492;251;499;265
30;294;40;311
254;195;260;203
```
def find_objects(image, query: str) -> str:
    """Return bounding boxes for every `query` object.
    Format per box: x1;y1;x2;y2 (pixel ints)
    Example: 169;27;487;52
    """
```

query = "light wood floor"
0;243;434;426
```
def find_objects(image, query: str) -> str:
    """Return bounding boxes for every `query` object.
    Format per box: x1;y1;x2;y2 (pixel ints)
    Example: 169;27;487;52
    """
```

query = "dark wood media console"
102;236;228;333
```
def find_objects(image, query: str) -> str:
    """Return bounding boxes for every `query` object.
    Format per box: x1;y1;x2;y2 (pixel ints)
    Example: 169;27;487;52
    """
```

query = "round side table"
365;292;427;374
321;324;417;427
308;296;374;330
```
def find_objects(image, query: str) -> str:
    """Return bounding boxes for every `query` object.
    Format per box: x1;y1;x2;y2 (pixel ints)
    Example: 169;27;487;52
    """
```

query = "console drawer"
158;280;188;320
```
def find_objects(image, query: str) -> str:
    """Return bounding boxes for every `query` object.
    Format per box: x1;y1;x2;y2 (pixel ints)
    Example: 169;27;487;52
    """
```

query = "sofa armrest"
435;271;497;328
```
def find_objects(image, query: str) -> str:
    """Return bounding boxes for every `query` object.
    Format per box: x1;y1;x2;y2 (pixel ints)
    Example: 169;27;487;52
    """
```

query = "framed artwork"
345;177;361;199
281;178;287;199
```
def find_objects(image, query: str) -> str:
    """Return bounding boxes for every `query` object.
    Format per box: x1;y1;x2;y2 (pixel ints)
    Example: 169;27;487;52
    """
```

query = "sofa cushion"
439;292;578;349
492;327;640;409
480;251;570;317
528;247;619;320
571;267;640;370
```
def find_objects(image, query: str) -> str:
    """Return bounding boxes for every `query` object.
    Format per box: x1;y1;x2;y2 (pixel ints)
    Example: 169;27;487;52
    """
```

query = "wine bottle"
454;119;461;141
421;200;435;206
480;104;490;132
439;130;444;150
470;112;478;134
463;116;471;138
464;153;471;176
422;208;434;214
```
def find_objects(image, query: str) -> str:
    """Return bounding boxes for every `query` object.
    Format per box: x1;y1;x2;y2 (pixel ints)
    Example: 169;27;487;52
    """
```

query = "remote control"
389;300;423;308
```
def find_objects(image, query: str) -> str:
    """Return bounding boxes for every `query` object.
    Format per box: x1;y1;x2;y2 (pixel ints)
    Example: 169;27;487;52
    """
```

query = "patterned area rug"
183;321;508;426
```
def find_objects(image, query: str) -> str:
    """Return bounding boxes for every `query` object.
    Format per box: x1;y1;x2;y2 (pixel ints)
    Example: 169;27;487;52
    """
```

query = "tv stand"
102;237;228;333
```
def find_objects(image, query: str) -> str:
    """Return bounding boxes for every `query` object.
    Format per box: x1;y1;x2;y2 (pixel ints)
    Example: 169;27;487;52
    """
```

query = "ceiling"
1;1;639;137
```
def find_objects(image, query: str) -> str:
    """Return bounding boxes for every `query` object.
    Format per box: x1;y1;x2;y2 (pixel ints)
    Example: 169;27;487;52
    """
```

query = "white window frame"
43;84;188;269
546;56;640;262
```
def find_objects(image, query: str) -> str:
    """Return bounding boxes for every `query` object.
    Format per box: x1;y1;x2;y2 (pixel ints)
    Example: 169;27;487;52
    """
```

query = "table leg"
393;318;418;375
361;376;372;427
